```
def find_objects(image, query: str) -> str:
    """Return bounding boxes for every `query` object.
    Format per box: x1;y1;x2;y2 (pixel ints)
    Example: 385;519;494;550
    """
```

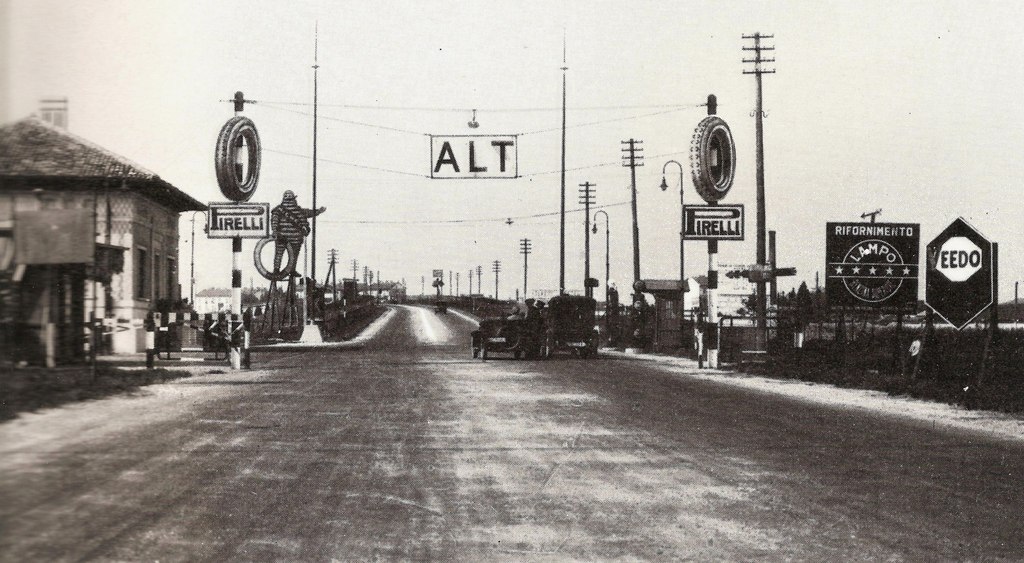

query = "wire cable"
316;201;631;226
264;147;429;178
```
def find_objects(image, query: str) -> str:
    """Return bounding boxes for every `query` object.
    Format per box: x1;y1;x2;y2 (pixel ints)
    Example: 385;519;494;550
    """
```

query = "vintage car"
542;294;599;358
471;303;545;360
434;301;448;314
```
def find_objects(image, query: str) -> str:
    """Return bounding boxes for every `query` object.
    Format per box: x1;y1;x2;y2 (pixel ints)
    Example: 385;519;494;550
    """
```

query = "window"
153;255;162;299
167;258;177;301
135;247;149;299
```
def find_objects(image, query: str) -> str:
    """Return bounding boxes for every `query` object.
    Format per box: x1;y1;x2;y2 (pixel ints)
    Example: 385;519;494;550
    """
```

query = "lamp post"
592;210;610;305
189;210;207;307
661;160;687;349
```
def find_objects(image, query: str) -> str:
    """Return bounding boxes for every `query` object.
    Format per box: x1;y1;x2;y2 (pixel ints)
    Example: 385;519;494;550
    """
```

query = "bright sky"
5;0;1024;302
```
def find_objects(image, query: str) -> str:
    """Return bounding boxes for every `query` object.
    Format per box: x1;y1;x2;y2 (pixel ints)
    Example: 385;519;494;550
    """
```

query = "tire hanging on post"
215;116;262;202
690;115;737;204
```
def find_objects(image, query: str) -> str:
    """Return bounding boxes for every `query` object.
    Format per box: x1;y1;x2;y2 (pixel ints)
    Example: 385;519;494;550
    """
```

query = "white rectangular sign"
683;204;745;241
207;202;270;239
429;135;518;179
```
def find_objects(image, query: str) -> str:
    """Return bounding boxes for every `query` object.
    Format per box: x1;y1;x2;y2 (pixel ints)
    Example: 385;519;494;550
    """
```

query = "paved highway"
2;304;1022;560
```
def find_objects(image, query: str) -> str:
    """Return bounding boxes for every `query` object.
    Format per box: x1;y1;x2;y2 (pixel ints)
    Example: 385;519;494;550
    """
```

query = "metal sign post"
689;96;737;368
213;91;263;368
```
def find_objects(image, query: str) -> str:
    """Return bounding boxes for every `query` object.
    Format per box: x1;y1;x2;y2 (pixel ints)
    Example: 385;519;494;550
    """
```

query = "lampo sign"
825;222;920;310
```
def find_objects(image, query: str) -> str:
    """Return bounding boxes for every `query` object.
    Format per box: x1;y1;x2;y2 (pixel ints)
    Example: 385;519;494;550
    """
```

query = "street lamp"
592;210;610;305
189;210;207;307
661;160;688;348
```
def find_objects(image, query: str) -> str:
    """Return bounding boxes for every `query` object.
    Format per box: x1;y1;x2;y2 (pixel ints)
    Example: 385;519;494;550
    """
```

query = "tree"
795;281;813;328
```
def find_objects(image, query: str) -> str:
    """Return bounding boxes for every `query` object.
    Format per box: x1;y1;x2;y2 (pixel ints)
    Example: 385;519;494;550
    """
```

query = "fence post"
242;310;252;369
145;312;155;369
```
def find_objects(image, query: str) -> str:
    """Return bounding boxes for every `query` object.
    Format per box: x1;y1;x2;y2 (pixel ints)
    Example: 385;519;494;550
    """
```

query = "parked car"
543;294;599;358
434;301;448;314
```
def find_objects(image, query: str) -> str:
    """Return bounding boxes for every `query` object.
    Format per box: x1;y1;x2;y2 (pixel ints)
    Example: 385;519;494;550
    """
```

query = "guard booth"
641;279;693;353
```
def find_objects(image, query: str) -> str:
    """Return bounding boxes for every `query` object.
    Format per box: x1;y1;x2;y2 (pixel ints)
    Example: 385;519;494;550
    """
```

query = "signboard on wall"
429;135;518;179
14;209;94;264
825;222;919;310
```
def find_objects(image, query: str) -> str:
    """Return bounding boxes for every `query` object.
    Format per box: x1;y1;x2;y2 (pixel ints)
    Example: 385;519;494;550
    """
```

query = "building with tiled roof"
0;116;206;364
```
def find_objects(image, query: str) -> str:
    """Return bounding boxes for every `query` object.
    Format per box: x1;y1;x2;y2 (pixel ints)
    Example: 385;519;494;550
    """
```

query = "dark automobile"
471;302;545;360
542;294;599;358
434;301;448;314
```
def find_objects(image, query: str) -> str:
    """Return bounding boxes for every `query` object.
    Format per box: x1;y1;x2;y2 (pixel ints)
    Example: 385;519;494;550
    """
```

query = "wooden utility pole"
520;238;532;299
492;260;502;300
743;32;775;350
578;182;596;298
622;139;644;287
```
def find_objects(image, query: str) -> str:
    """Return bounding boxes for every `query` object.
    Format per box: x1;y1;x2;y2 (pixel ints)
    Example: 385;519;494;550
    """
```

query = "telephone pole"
310;24;320;283
743;32;775;349
492;260;502;300
578;182;596;298
468;269;473;296
559;35;568;295
622;139;644;288
520;238;532;298
351;259;358;282
325;249;338;301
476;265;483;295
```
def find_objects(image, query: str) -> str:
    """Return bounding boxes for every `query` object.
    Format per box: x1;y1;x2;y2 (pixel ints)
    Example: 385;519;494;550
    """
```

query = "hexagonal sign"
925;218;994;330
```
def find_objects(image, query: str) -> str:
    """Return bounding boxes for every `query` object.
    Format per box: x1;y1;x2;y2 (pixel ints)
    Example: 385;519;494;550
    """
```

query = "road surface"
2;304;1023;560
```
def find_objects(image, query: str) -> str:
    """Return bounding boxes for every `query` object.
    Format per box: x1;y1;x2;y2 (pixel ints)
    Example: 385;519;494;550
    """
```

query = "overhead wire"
256;99;707;112
258;100;706;137
316;201;631;226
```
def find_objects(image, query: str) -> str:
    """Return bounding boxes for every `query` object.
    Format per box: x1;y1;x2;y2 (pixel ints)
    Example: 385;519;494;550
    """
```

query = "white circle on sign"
936;236;983;282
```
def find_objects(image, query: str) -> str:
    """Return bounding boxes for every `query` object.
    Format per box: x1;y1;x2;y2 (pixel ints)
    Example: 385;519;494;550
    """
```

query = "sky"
4;0;1024;304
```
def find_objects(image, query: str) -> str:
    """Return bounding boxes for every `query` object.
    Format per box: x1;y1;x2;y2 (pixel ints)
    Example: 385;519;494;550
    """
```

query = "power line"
260;102;430;136
522;149;687;177
316;201;630;226
263;147;429;178
267;145;688;179
254;100;709;112
260;101;706;138
518;105;701;135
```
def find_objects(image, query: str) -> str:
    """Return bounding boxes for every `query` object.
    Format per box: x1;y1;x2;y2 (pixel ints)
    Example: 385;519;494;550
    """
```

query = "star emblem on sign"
829;239;917;303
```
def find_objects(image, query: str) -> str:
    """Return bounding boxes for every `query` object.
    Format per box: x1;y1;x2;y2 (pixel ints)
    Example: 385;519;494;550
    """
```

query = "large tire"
690;115;736;203
215;116;262;202
253;237;297;281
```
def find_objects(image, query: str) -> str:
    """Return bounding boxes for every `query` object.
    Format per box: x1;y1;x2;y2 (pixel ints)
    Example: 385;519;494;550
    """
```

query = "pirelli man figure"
271;190;326;276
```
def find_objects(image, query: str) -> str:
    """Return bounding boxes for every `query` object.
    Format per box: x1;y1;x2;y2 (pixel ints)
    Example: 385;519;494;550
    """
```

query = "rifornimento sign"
825;222;920;310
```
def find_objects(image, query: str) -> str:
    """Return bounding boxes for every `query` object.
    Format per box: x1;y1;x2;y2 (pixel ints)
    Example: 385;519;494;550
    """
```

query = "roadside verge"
601;349;1024;443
